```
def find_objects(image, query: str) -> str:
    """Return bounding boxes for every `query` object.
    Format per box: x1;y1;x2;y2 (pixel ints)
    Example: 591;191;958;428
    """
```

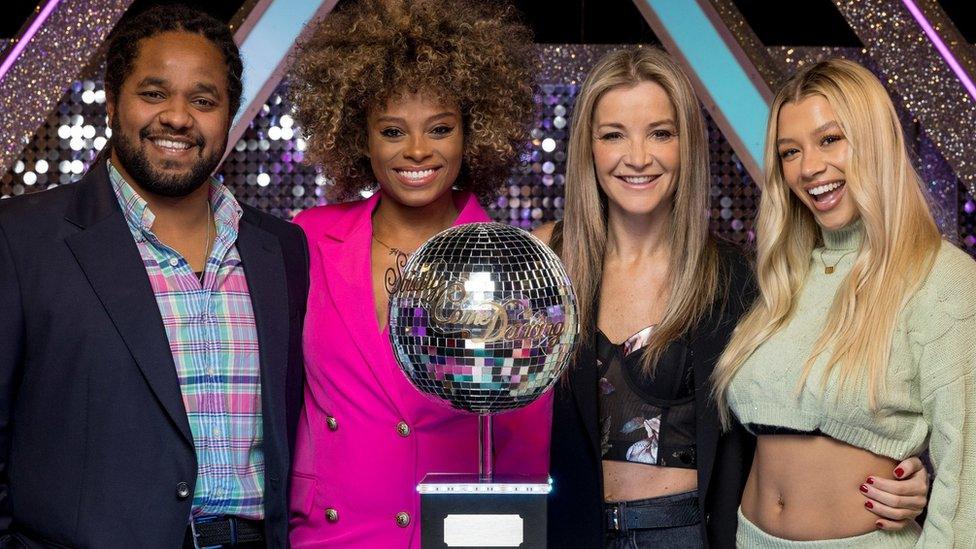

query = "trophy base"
418;473;551;549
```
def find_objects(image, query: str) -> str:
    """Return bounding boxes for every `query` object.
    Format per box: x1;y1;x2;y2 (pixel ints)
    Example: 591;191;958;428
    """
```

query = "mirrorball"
389;222;578;415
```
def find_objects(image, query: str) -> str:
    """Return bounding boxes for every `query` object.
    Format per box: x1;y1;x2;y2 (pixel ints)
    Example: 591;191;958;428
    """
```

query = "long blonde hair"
713;59;941;425
562;47;718;372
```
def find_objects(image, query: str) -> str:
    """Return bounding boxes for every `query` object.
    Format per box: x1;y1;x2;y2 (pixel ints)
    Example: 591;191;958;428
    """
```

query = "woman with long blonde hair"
713;58;976;546
538;49;927;548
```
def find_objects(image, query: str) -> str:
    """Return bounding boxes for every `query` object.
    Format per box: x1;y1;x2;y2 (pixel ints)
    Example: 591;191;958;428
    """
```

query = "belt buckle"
188;517;203;549
607;504;627;534
189;514;229;549
607;506;619;531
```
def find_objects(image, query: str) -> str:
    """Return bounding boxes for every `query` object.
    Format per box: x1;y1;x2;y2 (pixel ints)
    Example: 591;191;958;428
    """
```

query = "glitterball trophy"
389;222;578;549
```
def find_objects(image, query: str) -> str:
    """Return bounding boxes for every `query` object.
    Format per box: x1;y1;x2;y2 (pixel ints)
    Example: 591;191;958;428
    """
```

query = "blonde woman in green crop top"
712;58;976;547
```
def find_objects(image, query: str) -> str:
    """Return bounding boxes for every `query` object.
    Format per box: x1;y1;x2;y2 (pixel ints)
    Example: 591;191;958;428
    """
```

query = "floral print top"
596;326;697;468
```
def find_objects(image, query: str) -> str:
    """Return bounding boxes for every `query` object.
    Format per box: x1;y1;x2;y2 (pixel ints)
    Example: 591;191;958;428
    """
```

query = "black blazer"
548;244;756;548
0;163;308;548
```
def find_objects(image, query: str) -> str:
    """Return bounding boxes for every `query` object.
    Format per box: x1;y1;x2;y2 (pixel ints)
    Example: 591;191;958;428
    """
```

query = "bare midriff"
741;435;898;541
603;460;698;502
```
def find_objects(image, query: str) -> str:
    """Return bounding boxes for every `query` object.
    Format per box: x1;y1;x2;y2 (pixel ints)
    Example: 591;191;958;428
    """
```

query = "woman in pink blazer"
286;1;549;547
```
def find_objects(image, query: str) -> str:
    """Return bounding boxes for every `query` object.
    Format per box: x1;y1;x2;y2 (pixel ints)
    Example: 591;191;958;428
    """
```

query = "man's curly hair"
104;4;243;116
289;0;535;202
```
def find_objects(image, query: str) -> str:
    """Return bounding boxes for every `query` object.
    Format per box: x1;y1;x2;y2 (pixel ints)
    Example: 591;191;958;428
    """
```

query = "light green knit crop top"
726;221;976;546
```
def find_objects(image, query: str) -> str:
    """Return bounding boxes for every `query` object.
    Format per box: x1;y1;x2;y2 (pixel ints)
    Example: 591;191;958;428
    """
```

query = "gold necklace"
819;248;856;274
372;234;415;257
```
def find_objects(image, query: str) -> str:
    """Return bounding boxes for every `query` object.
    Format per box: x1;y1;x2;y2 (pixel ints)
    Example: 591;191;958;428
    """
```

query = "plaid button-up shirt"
109;162;265;518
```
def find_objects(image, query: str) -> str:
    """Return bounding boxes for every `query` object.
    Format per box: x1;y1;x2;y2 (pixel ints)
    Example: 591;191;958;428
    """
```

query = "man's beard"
110;118;225;198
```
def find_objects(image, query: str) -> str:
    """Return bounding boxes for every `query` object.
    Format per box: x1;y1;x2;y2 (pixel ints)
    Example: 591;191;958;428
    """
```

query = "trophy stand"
388;224;578;549
418;414;551;549
480;415;493;481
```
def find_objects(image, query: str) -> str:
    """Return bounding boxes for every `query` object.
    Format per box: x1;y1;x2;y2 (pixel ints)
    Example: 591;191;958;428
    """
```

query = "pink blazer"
289;192;553;548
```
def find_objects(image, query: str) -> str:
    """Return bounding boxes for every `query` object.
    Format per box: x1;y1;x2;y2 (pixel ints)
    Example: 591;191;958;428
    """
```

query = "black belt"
604;495;701;533
183;516;265;548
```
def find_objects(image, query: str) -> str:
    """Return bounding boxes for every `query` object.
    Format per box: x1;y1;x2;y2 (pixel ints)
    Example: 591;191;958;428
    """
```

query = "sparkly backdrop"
0;0;132;175
830;0;976;197
2;45;974;254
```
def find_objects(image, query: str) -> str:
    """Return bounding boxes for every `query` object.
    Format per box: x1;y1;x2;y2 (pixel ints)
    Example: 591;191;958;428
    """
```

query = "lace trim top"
597;326;697;469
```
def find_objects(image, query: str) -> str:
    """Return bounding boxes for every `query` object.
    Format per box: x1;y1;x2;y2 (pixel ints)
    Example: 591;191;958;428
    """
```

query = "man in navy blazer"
0;5;307;548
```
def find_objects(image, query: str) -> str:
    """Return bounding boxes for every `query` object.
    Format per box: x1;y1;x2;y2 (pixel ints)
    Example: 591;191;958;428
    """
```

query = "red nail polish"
876;522;883;530
866;477;875;485
865;501;874;509
859;484;869;493
894;467;905;478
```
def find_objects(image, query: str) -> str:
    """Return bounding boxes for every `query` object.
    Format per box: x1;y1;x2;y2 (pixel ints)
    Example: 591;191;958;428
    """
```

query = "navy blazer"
0;162;308;548
548;243;757;549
